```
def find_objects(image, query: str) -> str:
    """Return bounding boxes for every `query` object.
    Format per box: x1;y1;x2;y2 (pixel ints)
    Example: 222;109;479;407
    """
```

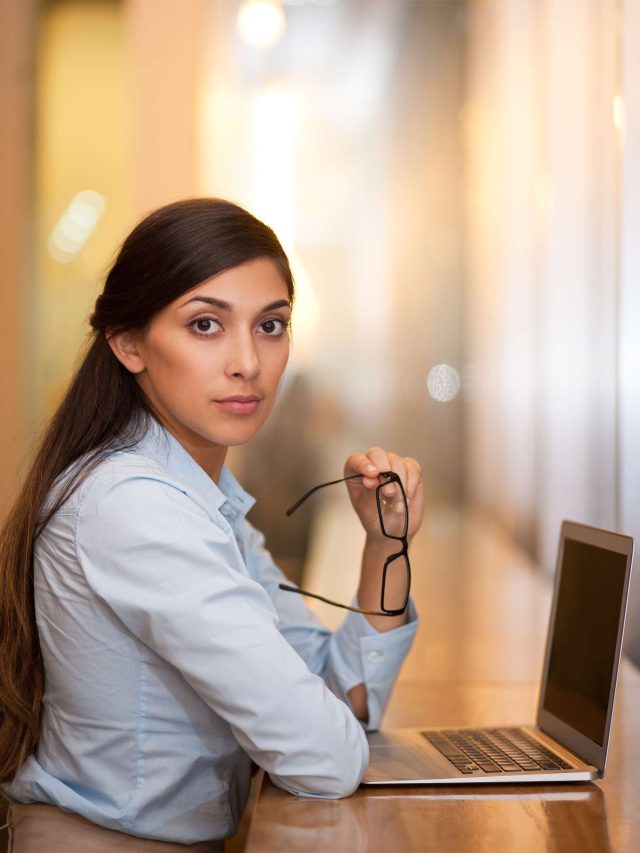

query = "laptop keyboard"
422;727;574;774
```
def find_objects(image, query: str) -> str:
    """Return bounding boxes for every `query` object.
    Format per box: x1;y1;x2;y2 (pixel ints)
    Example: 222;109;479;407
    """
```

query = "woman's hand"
343;447;424;543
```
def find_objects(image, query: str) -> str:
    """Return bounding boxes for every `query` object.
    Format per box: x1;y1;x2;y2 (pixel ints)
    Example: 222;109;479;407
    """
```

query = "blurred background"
2;0;639;664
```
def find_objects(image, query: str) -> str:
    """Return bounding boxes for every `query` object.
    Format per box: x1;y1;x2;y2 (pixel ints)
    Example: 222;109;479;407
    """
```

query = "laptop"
363;520;634;785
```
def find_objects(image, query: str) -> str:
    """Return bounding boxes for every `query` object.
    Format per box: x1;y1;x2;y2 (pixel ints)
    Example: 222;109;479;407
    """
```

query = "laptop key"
513;760;542;770
451;760;481;771
477;761;501;772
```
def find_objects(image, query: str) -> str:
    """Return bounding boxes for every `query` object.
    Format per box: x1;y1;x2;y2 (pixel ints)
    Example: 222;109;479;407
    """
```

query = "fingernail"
367;464;377;472
394;501;404;513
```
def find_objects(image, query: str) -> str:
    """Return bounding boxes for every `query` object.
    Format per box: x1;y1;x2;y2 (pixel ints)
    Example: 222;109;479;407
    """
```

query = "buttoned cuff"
326;598;419;731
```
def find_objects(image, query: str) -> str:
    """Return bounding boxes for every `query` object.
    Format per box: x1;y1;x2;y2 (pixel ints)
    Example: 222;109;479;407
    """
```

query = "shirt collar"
134;416;256;520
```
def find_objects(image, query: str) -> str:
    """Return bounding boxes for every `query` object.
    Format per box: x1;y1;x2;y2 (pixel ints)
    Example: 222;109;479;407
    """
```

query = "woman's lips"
214;397;261;415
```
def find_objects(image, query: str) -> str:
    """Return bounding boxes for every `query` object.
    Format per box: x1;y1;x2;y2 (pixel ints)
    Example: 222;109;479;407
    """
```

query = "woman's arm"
77;470;369;798
346;537;410;723
242;446;423;730
344;447;424;722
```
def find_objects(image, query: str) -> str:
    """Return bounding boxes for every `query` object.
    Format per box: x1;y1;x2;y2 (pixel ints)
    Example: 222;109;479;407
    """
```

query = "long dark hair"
0;198;294;781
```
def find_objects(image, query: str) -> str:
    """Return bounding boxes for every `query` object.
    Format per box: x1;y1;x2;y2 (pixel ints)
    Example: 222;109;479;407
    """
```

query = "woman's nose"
225;334;260;380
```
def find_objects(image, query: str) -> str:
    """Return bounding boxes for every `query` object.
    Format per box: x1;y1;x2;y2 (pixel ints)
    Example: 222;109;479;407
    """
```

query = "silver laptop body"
363;520;634;785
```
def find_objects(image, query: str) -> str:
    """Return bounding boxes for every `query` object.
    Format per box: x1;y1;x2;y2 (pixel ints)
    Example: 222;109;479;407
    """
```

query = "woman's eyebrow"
181;296;290;312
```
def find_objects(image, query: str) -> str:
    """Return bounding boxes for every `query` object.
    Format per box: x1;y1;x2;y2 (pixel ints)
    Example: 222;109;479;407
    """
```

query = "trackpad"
365;744;436;782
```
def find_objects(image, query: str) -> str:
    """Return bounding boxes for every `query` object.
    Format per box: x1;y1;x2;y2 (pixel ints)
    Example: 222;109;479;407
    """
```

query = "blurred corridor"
2;0;640;664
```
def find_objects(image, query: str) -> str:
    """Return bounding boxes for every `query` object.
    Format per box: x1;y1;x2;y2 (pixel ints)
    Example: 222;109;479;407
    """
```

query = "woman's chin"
207;420;264;447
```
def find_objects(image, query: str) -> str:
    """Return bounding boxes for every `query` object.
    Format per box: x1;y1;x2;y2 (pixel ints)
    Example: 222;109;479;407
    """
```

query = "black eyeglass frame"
278;471;411;617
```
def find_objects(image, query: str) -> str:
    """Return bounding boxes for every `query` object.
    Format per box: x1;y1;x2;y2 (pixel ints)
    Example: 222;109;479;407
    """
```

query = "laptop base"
363;726;598;786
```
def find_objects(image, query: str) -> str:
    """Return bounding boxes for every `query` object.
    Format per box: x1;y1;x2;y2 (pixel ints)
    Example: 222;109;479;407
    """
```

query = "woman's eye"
190;317;221;336
260;318;286;336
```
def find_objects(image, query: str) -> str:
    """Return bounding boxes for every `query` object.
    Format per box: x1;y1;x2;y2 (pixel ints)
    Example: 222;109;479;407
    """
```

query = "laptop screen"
541;537;628;746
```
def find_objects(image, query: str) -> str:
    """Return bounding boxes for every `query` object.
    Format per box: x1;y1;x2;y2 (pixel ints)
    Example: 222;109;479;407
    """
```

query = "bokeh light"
427;364;461;402
48;190;106;263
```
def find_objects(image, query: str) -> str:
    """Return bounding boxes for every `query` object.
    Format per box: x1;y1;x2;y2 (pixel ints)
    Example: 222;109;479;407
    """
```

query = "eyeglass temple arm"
285;473;363;516
285;471;397;516
278;582;400;617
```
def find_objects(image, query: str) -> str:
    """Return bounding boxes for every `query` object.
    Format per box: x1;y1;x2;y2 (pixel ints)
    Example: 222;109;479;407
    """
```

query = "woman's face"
129;257;291;461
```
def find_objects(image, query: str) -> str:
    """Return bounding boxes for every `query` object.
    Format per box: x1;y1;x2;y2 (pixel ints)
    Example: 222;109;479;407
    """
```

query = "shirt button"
367;650;381;662
220;505;232;516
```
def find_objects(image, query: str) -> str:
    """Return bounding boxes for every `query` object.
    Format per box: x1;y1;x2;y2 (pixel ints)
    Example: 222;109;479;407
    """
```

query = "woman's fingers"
381;453;405;505
344;449;424;540
345;448;421;499
363;446;391;477
404;457;423;502
344;451;382;488
345;448;392;488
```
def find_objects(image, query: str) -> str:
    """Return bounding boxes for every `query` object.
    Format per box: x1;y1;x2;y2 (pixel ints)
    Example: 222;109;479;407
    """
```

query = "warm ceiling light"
237;0;286;50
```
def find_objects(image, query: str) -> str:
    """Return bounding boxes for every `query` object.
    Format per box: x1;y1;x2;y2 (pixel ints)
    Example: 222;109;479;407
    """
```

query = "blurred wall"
464;0;640;664
31;0;209;422
0;0;36;519
125;0;207;214
385;2;464;500
464;0;619;559
32;0;132;420
619;0;640;663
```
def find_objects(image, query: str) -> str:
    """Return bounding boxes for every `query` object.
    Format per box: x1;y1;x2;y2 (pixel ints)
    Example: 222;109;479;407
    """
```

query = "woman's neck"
154;412;228;483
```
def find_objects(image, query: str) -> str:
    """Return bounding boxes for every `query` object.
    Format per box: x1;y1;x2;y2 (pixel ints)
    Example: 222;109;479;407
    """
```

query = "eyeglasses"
278;471;411;617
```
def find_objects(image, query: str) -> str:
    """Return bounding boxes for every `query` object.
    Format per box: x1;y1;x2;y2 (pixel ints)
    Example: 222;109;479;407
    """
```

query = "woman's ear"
107;330;146;375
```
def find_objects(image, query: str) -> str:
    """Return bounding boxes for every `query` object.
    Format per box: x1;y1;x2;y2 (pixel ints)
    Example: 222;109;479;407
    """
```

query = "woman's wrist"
363;532;400;553
358;536;410;631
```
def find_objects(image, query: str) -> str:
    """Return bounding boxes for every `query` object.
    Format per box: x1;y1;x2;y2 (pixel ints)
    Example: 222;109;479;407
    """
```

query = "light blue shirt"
1;418;418;843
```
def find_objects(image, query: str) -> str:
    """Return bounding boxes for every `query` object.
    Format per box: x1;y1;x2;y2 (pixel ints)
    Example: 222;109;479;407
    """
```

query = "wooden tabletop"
244;505;640;852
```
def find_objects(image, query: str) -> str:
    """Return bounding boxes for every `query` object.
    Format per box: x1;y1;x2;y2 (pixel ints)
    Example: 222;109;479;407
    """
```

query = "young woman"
0;199;422;851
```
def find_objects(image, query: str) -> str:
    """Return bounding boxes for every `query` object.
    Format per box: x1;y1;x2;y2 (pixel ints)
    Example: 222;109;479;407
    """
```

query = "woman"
0;198;422;851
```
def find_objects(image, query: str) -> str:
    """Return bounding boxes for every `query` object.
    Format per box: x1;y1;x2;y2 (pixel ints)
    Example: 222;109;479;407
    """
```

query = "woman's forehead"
178;258;290;308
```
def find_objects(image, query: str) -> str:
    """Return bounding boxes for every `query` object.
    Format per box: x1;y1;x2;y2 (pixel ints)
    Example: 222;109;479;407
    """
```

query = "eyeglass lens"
382;553;411;613
279;471;411;616
376;478;408;539
376;478;410;612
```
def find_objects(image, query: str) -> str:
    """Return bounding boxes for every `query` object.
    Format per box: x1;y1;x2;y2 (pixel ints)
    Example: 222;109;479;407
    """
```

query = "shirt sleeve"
238;517;419;731
75;472;369;799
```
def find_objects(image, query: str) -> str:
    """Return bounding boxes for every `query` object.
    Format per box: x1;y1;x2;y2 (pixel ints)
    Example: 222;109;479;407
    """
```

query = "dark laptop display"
541;537;628;747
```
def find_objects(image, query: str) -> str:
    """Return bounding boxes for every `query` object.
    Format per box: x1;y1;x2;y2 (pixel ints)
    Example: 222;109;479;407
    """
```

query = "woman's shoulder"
84;447;193;505
46;434;190;519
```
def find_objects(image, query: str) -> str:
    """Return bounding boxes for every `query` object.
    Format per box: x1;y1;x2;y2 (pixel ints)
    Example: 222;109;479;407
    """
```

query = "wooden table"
245;505;640;852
